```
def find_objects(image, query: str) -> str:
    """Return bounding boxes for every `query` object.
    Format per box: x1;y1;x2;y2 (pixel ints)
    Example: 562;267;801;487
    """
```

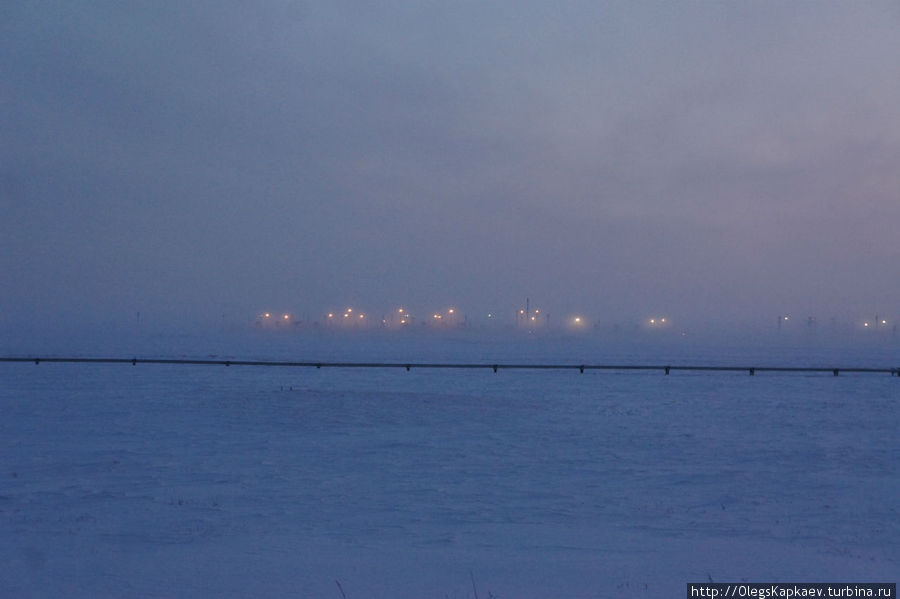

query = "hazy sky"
3;1;899;329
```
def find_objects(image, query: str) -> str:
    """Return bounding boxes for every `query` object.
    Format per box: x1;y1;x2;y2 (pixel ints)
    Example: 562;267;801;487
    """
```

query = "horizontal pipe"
0;356;897;376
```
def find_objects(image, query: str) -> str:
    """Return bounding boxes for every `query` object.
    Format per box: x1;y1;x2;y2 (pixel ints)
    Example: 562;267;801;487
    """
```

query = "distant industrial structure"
247;301;897;338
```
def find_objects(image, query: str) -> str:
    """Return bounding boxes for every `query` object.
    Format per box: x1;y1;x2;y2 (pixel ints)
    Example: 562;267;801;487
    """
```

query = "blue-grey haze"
3;2;899;332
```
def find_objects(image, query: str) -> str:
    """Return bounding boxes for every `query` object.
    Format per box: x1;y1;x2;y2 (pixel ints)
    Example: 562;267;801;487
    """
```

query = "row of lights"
266;310;891;328
261;312;291;321
781;315;892;329
323;306;461;326
863;319;889;328
261;308;673;330
327;307;365;320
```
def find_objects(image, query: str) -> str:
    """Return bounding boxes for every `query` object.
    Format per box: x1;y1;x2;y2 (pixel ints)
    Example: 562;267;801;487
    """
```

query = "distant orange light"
359;314;364;319
283;314;289;320
328;313;333;318
264;313;270;319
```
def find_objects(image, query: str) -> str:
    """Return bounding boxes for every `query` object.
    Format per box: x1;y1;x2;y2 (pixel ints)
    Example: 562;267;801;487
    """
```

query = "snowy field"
1;330;897;597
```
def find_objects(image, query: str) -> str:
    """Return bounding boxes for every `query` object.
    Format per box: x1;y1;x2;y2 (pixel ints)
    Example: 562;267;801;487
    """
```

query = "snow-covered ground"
1;330;897;597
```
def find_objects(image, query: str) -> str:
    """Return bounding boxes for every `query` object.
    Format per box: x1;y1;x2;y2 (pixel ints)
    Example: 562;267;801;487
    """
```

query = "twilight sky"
3;2;899;329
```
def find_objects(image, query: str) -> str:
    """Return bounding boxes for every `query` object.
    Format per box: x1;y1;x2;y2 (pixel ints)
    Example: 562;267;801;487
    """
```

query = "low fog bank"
2;317;898;369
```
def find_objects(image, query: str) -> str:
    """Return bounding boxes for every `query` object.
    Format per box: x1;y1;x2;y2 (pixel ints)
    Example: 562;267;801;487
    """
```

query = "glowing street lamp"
568;315;587;331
